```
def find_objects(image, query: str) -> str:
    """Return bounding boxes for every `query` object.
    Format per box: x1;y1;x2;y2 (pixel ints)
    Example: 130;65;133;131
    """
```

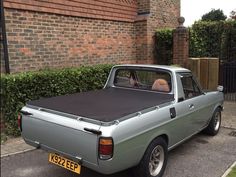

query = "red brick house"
1;0;180;73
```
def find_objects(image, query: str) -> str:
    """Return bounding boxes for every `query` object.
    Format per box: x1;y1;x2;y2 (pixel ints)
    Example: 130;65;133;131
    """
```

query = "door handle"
189;104;194;110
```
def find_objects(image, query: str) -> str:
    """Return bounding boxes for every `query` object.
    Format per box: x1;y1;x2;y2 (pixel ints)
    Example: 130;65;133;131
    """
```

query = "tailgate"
21;106;101;166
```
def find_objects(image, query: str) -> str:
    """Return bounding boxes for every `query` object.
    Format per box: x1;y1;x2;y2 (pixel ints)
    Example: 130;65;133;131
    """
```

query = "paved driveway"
1;127;235;177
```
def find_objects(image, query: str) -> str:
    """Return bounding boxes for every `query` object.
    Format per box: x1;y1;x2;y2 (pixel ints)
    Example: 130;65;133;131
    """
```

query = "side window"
181;76;202;99
114;70;133;88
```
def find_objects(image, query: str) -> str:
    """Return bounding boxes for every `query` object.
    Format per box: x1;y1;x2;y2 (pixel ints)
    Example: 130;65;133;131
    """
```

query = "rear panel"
21;107;100;166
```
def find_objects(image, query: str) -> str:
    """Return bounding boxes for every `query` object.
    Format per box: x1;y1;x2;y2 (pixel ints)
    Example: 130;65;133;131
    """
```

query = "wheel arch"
218;105;223;111
158;134;169;145
133;133;169;177
205;104;222;128
212;104;223;116
203;104;222;136
142;133;169;159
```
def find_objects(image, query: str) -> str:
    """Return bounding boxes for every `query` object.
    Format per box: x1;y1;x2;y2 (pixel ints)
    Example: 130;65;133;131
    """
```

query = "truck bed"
27;87;174;122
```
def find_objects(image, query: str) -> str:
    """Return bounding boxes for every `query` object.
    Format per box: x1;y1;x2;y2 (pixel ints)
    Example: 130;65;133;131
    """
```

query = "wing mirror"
217;85;224;92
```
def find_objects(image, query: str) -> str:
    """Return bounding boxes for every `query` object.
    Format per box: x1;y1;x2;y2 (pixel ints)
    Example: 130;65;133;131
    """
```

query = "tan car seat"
152;79;170;92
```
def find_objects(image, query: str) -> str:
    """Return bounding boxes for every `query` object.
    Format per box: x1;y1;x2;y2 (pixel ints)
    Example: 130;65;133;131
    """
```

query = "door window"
181;75;202;99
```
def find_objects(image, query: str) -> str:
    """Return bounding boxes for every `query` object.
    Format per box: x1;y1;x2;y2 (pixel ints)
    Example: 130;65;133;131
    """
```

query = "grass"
227;166;236;177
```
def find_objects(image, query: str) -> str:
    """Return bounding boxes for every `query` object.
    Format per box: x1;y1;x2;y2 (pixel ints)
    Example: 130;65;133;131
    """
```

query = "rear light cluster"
17;113;22;131
99;137;113;160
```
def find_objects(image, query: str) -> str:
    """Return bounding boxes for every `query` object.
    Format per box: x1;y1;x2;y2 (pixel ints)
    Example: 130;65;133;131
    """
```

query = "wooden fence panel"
189;58;219;91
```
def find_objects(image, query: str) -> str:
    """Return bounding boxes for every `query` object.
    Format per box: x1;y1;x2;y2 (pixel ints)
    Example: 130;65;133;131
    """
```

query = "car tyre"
133;137;168;177
204;107;221;136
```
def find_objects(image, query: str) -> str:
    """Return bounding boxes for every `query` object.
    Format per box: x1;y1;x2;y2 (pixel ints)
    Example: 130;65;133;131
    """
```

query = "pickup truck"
19;64;224;177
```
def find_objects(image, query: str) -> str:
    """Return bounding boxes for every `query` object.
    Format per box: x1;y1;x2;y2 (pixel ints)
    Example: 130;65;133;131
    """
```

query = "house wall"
4;9;136;72
137;0;150;14
2;0;180;73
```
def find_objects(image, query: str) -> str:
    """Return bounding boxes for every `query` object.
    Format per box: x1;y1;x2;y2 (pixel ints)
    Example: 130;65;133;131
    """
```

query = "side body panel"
96;93;223;174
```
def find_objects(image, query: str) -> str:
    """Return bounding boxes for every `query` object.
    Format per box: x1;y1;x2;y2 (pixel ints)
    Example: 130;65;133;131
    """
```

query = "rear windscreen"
114;69;172;93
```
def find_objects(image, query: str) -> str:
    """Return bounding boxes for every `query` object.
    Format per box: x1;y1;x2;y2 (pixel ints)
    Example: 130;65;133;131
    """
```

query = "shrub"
0;64;113;136
189;21;225;57
154;29;173;65
220;20;236;61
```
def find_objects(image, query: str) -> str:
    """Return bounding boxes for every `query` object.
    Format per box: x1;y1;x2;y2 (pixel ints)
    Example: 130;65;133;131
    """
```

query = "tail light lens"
99;137;113;160
18;113;22;131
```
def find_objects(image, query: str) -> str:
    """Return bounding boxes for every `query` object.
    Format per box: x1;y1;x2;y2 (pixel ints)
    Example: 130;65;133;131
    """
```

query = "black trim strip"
84;128;102;135
0;0;10;74
20;110;33;116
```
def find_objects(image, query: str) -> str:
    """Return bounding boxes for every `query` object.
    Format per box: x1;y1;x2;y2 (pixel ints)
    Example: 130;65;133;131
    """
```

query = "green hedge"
189;21;225;57
154;29;173;65
220;20;236;61
1;64;113;136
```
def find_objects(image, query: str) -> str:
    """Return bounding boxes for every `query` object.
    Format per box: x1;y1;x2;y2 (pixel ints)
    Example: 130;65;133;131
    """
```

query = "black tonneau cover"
27;88;174;122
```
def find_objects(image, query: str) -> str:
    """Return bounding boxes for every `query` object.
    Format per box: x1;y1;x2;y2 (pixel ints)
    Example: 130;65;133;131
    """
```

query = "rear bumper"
24;138;98;171
23;137;135;175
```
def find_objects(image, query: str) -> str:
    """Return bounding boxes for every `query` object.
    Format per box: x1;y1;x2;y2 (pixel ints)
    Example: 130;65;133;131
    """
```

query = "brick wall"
149;0;180;31
5;9;137;72
135;19;148;61
137;0;150;14
173;26;189;67
2;0;180;73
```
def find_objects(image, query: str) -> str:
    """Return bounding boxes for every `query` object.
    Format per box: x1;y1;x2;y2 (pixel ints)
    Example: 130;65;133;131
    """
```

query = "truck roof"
113;64;190;73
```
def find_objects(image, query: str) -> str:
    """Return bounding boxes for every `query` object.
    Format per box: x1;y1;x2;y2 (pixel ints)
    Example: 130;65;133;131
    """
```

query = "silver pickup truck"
19;64;224;177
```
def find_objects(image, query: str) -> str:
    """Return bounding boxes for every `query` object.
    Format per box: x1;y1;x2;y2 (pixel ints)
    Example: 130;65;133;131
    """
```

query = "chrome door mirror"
217;85;224;92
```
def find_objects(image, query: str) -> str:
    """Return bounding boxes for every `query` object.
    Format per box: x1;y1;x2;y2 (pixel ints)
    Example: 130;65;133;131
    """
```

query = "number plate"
48;153;81;174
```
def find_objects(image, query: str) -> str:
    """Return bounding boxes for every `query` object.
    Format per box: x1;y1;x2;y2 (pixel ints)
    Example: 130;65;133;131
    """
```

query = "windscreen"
114;68;172;93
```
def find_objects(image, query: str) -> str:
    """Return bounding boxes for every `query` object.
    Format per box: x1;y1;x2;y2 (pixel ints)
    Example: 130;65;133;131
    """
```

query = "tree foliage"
230;10;236;20
201;9;227;21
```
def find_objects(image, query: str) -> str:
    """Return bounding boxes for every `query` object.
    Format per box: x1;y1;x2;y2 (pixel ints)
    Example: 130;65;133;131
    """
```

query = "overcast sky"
181;0;236;26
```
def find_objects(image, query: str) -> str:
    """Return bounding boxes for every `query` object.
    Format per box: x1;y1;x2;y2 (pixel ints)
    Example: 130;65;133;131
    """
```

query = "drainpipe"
1;0;10;74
